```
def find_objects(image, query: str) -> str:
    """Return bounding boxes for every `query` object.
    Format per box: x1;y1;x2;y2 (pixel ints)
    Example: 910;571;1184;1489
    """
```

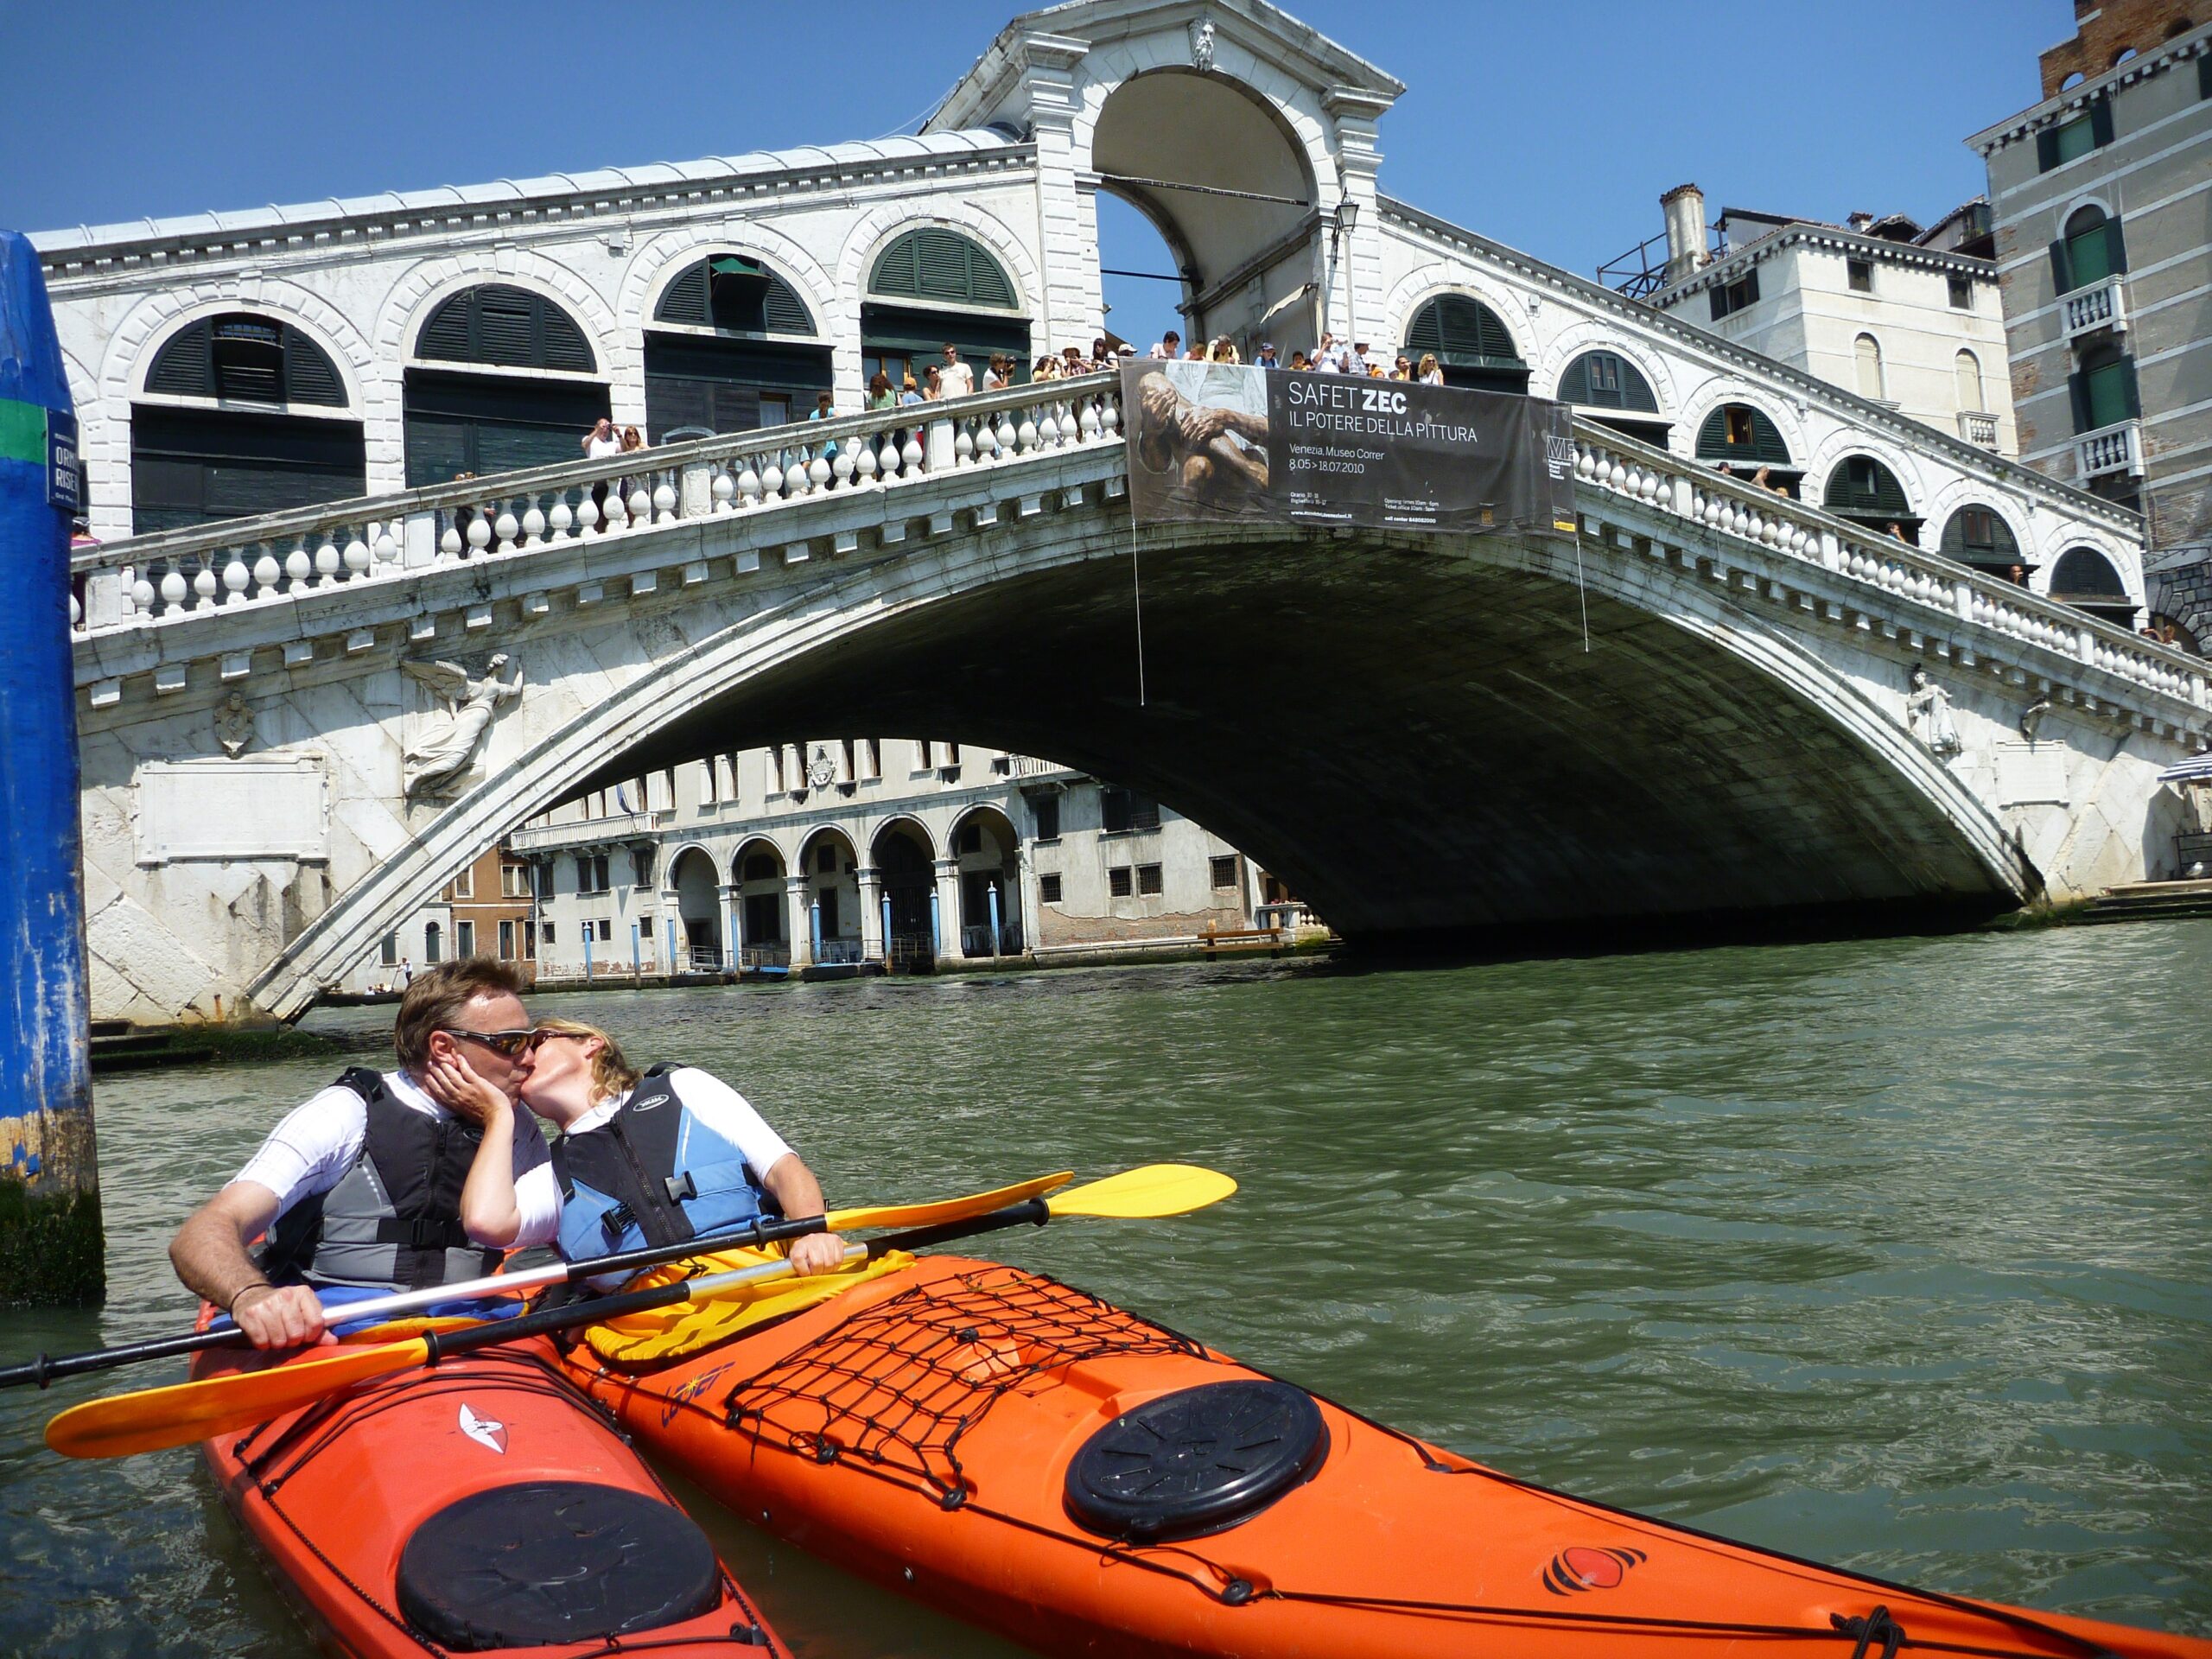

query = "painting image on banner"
1122;360;1574;538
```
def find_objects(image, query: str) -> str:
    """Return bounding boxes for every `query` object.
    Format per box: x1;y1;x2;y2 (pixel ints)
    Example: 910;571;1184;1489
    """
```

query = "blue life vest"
550;1065;776;1262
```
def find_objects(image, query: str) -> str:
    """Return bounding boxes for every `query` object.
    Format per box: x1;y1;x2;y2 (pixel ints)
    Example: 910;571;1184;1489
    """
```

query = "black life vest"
257;1068;503;1292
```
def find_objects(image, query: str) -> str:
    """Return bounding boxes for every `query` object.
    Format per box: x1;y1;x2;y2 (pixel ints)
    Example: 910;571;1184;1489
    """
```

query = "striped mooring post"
0;228;104;1305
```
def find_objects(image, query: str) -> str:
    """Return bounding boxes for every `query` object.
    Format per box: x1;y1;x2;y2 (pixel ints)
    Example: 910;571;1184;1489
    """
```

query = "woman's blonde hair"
531;1016;641;1103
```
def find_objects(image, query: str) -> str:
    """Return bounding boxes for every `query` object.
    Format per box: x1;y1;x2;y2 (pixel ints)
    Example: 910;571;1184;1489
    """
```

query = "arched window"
1557;350;1664;445
646;256;830;439
1824;454;1916;538
655;257;817;336
2049;546;2136;627
146;315;346;406
868;230;1019;310
861;228;1029;397
415;284;596;372
1557;351;1657;411
2055;204;2126;292
404;285;608;486
1939;505;2020;571
1853;334;1885;401
1695;403;1798;493
130;314;365;533
1954;349;1984;413
1402;295;1529;394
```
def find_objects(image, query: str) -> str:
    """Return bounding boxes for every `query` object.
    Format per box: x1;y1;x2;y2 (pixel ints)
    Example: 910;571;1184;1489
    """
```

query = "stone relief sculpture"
1904;664;1962;759
214;693;254;758
1189;17;1216;71
402;653;523;798
2019;697;2052;741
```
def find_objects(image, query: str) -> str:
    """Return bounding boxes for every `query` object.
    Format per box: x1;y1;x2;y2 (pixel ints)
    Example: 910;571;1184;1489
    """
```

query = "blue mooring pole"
0;230;103;1305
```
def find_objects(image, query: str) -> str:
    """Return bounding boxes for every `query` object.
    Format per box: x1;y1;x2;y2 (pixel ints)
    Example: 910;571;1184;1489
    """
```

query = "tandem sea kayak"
194;1314;786;1658
563;1254;2212;1659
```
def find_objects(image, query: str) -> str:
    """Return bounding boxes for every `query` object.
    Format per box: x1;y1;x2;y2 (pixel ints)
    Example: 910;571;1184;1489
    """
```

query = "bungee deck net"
718;1264;1204;1506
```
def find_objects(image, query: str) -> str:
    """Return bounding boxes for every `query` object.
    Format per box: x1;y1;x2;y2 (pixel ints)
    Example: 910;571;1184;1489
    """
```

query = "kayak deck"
565;1255;2212;1659
196;1325;785;1657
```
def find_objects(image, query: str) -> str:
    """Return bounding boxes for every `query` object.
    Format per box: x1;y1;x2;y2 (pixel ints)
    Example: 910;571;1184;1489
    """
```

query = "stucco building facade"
1969;1;2212;641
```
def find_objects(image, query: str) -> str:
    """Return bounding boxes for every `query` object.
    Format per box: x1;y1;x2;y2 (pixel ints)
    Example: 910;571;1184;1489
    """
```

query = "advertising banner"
1121;359;1576;538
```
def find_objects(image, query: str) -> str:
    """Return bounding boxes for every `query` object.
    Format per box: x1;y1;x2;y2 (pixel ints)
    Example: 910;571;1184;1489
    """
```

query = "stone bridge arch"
245;508;2033;1019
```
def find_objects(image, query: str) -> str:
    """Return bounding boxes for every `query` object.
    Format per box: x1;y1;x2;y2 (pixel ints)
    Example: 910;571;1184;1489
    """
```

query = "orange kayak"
563;1255;2212;1659
194;1317;786;1658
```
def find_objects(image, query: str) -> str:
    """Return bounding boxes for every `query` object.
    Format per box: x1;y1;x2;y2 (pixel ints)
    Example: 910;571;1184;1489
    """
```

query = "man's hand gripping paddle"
43;1164;1236;1459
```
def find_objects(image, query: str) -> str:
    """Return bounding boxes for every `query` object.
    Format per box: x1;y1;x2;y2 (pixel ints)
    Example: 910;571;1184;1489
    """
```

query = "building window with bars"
1109;868;1134;898
1211;855;1239;890
1032;796;1060;840
1847;258;1873;294
1100;787;1161;834
1039;873;1063;905
1137;865;1164;896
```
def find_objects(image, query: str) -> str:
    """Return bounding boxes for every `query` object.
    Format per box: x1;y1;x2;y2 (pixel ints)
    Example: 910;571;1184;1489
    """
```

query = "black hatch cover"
397;1480;719;1651
1065;1379;1328;1543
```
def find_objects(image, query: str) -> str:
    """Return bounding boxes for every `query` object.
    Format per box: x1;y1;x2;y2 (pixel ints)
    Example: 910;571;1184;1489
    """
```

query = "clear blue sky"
0;0;2071;339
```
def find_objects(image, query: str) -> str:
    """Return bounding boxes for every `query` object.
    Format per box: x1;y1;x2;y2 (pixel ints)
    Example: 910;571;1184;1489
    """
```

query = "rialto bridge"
39;0;2209;1027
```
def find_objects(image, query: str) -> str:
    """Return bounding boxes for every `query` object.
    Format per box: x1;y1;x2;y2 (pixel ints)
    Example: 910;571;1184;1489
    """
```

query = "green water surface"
3;922;2207;1654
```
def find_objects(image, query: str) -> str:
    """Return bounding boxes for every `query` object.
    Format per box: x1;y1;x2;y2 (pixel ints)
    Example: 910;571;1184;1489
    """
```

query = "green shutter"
2037;127;2061;172
656;264;711;327
2048;237;2074;294
2103;216;2128;276
2066;218;2113;286
416;286;596;372
1823;456;1909;516
1402;296;1522;368
1695;404;1790;466
762;276;814;336
417;294;474;361
2089;92;2113;147
282;327;345;406
2082;358;2131;429
1939;506;2018;563
1560;351;1656;412
147;321;211;397
869;230;1018;310
2050;547;2126;599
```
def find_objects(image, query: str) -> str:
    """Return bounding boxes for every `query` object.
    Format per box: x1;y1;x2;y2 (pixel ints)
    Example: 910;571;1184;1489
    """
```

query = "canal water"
3;922;2208;1655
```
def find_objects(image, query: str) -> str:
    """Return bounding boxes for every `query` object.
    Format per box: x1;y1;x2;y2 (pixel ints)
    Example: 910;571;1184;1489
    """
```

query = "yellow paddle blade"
826;1170;1074;1232
1045;1164;1236;1218
46;1337;428;1461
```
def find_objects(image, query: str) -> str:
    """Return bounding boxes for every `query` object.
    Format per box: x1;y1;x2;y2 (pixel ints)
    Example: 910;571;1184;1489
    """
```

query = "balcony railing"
740;944;791;970
2062;276;2128;345
815;938;865;965
67;376;1126;635
2075;419;2144;481
506;810;668;853
684;945;723;970
1956;410;1999;449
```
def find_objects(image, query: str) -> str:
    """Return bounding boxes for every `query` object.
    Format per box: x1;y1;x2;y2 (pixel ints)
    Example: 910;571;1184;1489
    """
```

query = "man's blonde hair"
531;1016;642;1103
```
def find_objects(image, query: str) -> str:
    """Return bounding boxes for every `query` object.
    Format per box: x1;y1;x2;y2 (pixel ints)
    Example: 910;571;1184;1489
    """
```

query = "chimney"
1847;211;1875;233
1660;184;1706;284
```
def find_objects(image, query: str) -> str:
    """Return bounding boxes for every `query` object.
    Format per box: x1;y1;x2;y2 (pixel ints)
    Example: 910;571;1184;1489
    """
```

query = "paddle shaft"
0;1210;837;1390
409;1200;1056;1366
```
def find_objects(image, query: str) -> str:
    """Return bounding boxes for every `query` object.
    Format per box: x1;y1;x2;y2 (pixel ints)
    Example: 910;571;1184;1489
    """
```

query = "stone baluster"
218;549;250;606
850;435;880;488
652;471;677;523
710;461;738;511
626;478;652;526
604;486;631;534
900;429;925;477
806;447;832;495
995;408;1018;459
438;517;464;562
1101;390;1122;440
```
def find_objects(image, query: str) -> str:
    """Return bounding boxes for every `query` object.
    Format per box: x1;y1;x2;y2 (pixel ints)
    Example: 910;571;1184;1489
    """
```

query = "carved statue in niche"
1189;16;1216;72
215;693;254;758
1904;664;1962;759
403;653;524;798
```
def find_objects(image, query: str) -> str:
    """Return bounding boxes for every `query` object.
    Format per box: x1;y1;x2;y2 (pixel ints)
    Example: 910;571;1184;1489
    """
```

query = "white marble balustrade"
67;378;1125;634
1570;427;2203;713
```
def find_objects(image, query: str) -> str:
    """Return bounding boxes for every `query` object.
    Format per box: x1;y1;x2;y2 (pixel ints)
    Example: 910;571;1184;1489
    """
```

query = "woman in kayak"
442;1016;846;1284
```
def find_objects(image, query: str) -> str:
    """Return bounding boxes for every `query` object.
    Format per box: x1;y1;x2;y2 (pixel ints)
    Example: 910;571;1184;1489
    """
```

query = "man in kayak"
168;961;559;1349
448;1015;845;1284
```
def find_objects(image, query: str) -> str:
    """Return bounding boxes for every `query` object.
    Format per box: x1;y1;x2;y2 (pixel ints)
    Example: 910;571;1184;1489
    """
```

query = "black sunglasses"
440;1027;536;1058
